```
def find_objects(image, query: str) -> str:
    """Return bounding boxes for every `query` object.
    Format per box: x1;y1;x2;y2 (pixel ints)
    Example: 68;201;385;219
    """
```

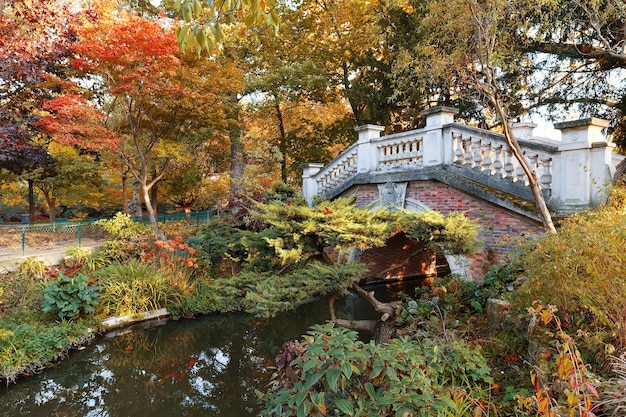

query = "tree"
514;0;626;148
0;0;86;223
278;0;401;128
245;32;352;183
70;12;232;230
161;131;231;217
33;144;105;222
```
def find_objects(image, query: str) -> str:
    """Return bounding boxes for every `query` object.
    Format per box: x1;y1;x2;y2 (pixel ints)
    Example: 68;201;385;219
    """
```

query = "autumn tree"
244;7;355;183
33;144;106;221
513;0;626;148
69;12;232;230
0;0;93;223
160;128;231;217
170;0;279;209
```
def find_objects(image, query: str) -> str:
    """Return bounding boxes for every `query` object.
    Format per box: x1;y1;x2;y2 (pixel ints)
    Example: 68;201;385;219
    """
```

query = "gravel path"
0;238;102;273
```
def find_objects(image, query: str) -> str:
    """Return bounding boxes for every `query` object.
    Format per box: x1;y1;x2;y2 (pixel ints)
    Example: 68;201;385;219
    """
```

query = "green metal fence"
0;210;216;258
130;209;216;225
0;220;105;257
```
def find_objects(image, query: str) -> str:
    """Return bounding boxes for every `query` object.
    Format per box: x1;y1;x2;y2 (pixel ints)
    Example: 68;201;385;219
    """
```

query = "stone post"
354;124;385;173
511;122;537;139
301;163;324;205
553;118;612;211
421;106;459;166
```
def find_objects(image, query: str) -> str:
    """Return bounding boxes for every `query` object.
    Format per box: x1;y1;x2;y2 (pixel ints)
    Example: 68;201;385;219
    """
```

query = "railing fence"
0;210;216;258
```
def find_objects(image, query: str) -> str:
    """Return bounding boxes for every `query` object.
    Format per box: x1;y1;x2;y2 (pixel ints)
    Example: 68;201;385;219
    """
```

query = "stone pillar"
553;118;612;211
511;122;537;139
421;106;459;166
301;163;324;205
354;124;385;173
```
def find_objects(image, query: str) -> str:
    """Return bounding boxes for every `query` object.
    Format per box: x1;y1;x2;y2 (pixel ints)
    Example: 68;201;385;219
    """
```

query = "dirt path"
0;238;102;273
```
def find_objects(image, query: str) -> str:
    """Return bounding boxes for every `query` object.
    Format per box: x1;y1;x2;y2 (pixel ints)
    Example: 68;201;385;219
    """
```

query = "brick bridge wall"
344;180;543;280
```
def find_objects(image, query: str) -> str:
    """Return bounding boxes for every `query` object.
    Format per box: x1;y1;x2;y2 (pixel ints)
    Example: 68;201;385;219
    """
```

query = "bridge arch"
346;180;542;280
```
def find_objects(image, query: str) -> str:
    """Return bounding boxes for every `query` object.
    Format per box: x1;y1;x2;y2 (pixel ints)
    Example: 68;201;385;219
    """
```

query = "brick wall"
342;181;543;280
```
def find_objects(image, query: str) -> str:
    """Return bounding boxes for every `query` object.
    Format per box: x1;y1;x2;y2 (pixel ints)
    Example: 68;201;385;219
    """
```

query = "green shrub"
0;319;90;382
188;219;247;274
97;239;141;261
94;259;191;317
170;276;245;317
404;274;487;325
42;272;102;320
512;205;626;358
96;212;151;240
1;258;49;312
63;246;92;266
172;261;365;319
264;182;307;206
238;262;365;318
259;323;493;417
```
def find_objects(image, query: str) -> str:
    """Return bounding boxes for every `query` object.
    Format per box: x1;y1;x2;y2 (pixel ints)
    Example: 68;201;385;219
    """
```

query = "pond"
0;289;394;417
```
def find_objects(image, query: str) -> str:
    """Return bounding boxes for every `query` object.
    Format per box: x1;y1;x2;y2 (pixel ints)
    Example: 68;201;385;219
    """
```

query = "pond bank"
0;293;371;416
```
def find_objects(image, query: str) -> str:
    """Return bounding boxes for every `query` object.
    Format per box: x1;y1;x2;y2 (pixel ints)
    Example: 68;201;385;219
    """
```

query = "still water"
0;293;381;417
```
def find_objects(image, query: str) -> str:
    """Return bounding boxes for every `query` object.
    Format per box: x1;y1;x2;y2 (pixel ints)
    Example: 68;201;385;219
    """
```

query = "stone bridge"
301;107;625;280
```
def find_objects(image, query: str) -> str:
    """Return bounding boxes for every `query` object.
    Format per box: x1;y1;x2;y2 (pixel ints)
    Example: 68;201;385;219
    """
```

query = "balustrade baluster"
504;150;515;181
417;140;424;166
463;138;472;166
481;142;493;174
529;154;539;187
540;157;552;193
472;139;483;169
378;145;386;168
515;153;526;184
493;145;504;178
453;134;464;163
410;139;419;165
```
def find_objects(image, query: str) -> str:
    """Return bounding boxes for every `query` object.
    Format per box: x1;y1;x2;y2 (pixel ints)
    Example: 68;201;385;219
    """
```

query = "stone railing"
448;124;557;192
302;107;620;214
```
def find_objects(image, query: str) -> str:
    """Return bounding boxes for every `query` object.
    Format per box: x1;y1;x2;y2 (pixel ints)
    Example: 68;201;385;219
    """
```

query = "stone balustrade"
302;107;622;214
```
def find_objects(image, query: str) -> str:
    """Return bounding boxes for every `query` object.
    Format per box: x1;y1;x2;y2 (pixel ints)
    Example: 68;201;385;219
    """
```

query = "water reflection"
0;293;379;417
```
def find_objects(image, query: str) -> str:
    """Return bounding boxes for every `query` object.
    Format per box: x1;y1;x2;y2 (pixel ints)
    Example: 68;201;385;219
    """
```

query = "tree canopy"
1;0;625;222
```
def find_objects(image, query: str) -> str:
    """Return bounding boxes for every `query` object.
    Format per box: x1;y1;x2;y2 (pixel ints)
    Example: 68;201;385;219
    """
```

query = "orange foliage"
37;94;119;151
73;13;181;98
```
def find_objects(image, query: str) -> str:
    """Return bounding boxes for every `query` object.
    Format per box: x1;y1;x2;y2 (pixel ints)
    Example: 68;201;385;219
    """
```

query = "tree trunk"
41;189;57;223
329;283;402;344
469;6;557;234
131;181;143;218
141;181;158;231
28;179;35;225
491;95;557;234
275;101;288;183
228;92;244;209
150;167;158;216
122;169;129;215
